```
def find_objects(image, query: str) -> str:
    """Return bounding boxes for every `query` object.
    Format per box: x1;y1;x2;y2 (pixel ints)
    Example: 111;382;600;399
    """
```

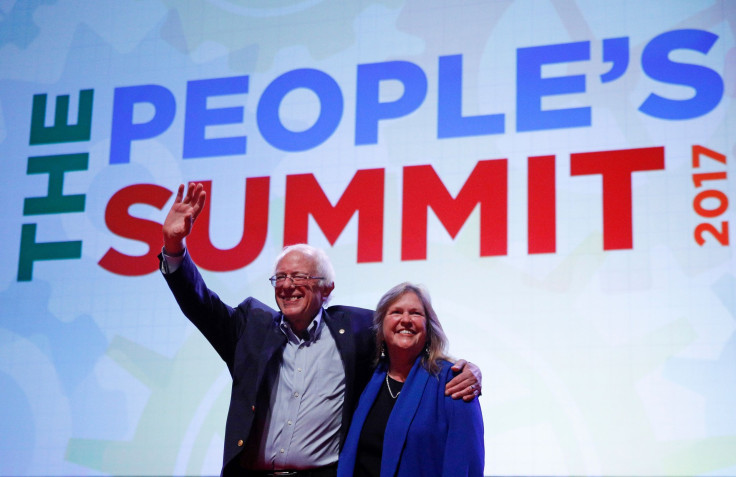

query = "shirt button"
293;392;299;398
297;368;302;372
287;420;293;425
280;448;285;453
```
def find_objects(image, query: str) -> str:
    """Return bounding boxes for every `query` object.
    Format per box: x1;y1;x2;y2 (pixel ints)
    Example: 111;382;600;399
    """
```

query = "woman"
337;283;484;476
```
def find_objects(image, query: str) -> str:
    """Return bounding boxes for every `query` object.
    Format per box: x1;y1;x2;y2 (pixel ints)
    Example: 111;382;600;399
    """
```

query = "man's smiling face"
273;250;333;333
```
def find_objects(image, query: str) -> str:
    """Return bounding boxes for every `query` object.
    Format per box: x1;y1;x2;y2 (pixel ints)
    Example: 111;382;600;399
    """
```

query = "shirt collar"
279;308;325;344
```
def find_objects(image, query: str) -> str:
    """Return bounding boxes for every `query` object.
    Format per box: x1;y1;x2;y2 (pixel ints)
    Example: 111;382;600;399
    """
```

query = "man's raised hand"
162;183;206;254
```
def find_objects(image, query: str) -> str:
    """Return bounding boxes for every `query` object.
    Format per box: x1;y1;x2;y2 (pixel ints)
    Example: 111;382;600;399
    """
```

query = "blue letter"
355;61;427;145
600;37;629;83
183;76;249;159
517;41;590;132
110;85;175;164
639;29;723;120
257;69;342;152
437;54;504;138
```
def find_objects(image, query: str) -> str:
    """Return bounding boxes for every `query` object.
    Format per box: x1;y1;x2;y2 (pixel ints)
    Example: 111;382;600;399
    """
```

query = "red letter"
571;147;665;250
99;184;172;276
284;169;384;262
528;155;556;254
187;178;270;271
402;160;507;260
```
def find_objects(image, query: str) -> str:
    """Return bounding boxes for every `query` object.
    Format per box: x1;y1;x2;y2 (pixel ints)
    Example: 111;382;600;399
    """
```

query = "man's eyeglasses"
269;274;324;287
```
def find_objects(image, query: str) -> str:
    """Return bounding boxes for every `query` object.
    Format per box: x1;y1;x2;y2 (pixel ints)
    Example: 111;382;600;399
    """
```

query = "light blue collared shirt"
248;310;345;469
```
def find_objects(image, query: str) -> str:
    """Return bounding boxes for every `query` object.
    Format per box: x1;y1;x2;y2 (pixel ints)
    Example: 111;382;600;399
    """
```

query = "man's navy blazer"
161;253;375;476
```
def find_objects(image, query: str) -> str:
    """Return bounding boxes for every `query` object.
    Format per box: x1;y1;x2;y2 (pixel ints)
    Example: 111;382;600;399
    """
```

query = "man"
160;183;481;476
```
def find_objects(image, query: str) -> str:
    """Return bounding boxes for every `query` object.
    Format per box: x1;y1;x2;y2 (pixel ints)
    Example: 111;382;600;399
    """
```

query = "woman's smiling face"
382;291;427;360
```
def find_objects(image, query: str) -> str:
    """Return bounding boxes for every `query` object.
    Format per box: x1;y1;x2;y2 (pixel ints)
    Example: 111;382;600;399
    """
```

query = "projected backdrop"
1;1;734;475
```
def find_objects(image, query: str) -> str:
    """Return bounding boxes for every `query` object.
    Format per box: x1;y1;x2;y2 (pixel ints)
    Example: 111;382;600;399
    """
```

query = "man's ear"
322;283;335;298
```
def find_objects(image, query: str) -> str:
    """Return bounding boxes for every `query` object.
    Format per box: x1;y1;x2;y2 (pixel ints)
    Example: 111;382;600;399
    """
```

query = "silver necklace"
385;373;401;399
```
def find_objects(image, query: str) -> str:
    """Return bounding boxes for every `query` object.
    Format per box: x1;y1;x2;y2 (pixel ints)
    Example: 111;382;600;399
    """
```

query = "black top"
353;375;405;477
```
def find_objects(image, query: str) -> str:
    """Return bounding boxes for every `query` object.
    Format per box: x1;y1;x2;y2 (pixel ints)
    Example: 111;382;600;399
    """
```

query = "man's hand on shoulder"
445;359;482;402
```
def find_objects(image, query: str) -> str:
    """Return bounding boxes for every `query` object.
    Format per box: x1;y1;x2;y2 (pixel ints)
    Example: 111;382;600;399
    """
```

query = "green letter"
23;153;88;215
17;224;82;281
30;89;94;144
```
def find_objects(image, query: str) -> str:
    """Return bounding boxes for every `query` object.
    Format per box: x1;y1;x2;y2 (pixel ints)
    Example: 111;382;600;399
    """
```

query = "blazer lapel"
324;309;355;369
323;309;358;445
339;367;386;473
380;358;430;476
259;316;287;364
324;309;356;388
